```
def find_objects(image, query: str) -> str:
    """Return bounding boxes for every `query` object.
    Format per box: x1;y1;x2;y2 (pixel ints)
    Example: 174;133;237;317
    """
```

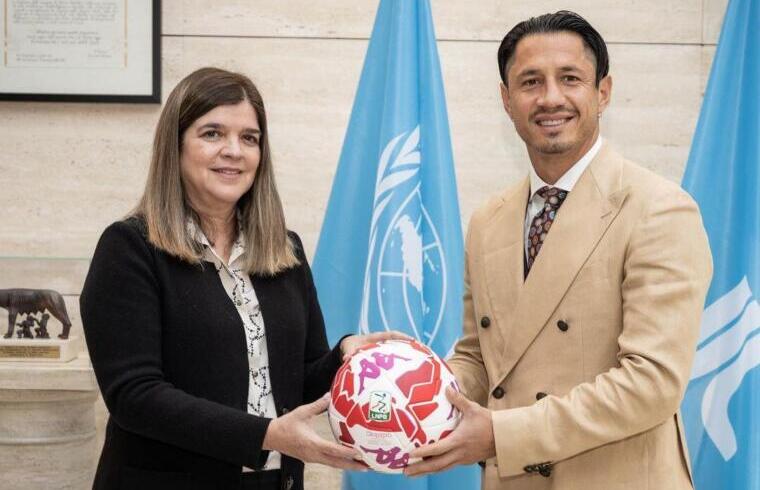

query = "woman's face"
180;100;261;215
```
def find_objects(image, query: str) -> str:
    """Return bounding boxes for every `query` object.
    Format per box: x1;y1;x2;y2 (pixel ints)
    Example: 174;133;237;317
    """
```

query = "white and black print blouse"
189;220;280;471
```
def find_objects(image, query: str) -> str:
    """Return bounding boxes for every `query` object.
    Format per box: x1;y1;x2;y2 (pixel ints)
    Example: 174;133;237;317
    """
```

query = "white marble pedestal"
0;354;98;490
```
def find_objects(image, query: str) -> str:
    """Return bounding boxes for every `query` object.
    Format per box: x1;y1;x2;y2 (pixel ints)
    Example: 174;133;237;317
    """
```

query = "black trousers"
240;470;281;490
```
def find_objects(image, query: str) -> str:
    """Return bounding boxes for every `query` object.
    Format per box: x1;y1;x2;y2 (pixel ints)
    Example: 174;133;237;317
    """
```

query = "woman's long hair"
133;67;298;275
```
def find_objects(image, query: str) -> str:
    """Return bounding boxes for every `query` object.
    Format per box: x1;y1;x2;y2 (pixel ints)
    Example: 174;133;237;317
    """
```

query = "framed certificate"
0;0;161;103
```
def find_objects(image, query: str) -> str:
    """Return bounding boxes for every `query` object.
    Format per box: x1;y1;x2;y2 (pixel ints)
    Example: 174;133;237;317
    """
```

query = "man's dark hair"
497;11;609;86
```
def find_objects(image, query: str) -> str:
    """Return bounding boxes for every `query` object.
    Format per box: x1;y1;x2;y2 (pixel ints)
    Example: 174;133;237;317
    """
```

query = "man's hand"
339;330;413;361
404;387;496;477
262;394;367;470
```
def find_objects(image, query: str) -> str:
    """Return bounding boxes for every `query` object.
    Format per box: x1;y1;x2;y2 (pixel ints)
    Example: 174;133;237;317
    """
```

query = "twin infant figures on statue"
11;312;52;339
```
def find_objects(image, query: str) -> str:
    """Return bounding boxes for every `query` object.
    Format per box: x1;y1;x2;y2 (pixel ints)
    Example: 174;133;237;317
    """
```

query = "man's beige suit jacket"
448;144;713;490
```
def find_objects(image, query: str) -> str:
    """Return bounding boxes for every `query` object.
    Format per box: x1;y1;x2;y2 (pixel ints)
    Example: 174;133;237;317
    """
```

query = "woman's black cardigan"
80;217;343;490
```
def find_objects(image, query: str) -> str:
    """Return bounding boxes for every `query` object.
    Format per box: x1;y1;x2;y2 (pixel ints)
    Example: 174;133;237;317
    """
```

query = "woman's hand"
340;330;414;361
262;394;367;470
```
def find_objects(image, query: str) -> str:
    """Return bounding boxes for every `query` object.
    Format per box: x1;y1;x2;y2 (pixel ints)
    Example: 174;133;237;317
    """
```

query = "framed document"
0;0;161;103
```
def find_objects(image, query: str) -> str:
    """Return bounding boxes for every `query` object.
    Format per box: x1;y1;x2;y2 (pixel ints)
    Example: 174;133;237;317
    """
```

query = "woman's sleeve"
288;232;345;403
80;221;271;468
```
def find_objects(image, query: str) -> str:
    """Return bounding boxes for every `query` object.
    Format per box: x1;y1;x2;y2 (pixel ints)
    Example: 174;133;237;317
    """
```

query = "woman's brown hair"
133;67;298;275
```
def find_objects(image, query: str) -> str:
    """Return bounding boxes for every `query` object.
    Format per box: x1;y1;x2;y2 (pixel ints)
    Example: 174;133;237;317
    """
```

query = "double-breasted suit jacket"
448;144;713;490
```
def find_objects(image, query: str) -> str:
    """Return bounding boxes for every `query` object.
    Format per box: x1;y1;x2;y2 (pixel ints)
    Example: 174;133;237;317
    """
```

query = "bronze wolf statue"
0;289;72;339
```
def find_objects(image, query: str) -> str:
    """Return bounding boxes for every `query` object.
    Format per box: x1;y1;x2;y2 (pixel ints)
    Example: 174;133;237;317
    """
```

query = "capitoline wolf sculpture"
1;289;72;340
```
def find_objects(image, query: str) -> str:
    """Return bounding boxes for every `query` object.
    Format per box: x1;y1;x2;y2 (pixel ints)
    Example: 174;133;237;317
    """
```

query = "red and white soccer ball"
328;338;461;473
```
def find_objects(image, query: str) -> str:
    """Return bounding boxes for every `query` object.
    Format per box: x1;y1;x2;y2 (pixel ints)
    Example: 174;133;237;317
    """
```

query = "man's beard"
536;138;574;154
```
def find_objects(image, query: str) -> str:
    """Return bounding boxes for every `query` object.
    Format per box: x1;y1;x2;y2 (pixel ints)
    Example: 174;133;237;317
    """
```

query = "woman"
80;67;404;490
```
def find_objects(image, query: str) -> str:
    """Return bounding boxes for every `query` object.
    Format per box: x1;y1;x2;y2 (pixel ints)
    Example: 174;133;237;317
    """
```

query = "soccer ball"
327;338;461;473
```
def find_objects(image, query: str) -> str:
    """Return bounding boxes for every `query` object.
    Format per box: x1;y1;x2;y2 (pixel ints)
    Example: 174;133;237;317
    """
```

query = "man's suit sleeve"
447;215;490;407
491;189;713;477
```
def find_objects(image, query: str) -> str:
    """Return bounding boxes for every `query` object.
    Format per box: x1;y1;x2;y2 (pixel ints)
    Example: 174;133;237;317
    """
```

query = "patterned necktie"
525;186;568;273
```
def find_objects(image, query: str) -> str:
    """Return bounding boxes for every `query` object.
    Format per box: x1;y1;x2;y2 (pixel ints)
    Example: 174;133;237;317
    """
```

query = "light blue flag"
312;0;480;489
680;0;760;488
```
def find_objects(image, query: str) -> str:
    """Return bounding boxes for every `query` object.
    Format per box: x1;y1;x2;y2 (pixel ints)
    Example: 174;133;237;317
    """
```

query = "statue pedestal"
0;354;98;490
0;336;80;362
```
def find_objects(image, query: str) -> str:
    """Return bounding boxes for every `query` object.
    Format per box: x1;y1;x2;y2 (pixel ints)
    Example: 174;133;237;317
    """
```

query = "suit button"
536;392;547;400
492;387;505;399
534;463;552;478
557;320;569;332
281;407;290;414
480;316;491;328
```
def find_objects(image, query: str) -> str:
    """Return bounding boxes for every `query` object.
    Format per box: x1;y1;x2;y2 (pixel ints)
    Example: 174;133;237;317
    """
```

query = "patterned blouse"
189;220;280;471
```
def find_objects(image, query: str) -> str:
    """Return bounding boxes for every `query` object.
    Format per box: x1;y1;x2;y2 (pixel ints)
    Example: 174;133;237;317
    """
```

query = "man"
405;11;712;489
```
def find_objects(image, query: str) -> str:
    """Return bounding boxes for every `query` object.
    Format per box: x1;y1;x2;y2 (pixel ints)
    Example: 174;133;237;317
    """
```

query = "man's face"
500;32;611;159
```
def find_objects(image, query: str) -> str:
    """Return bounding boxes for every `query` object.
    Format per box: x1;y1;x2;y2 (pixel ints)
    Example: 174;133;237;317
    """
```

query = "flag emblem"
359;127;448;345
690;277;760;460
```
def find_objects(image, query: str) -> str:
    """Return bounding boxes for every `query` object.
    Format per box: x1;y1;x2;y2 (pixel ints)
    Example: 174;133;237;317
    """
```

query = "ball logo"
358;126;448;347
368;391;391;422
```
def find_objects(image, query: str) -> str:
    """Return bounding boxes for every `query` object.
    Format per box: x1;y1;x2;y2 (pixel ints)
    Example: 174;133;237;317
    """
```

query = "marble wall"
0;1;728;487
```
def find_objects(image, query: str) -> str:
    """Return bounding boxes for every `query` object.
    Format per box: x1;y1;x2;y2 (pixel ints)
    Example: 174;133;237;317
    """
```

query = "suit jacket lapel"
482;178;530;356
496;144;630;382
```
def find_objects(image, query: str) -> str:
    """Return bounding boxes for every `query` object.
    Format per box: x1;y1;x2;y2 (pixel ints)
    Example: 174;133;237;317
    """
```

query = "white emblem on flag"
358;126;447;346
691;276;760;460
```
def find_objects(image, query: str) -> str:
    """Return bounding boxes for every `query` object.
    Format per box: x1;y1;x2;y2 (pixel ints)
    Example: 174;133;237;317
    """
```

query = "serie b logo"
369;391;391;422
